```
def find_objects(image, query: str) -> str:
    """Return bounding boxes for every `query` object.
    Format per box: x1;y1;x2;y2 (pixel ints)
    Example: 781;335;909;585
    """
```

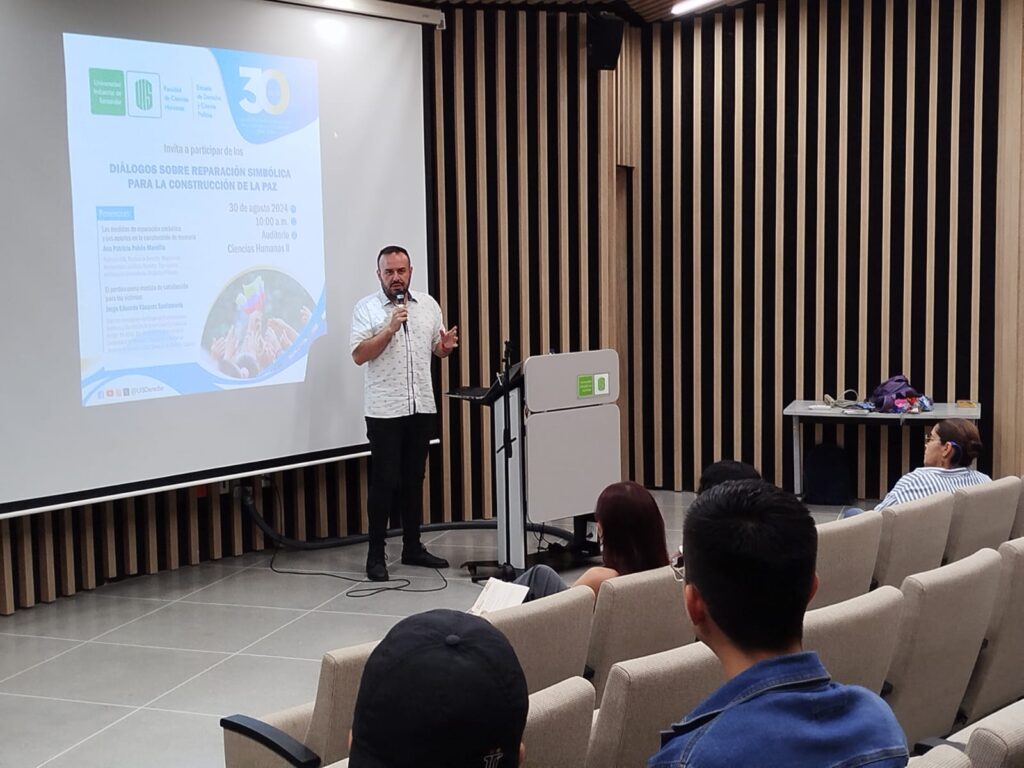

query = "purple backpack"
870;375;920;413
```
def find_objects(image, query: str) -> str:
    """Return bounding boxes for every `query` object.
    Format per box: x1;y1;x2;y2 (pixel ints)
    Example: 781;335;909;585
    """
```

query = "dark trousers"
513;564;570;602
365;414;433;558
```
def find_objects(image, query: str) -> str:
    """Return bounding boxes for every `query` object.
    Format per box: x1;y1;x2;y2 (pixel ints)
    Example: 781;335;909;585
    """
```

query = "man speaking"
350;245;459;582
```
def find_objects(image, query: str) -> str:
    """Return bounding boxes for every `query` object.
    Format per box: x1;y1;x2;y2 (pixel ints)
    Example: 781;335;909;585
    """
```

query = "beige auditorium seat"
883;549;1002;747
959;537;1024;725
803;585;903;693
487;585;595;694
810;510;883;609
520;677;595;768
585;641;725;768
944;477;1022;565
950;699;1024;768
873;493;955;589
1012;477;1024;540
584;565;695;702
908;746;972;767
223;640;377;768
324;678;596;768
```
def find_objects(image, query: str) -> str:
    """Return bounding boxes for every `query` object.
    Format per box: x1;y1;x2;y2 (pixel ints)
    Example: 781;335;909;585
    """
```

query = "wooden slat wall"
426;7;603;521
0;458;392;614
625;0;1003;496
994;0;1024;480
616;28;643;167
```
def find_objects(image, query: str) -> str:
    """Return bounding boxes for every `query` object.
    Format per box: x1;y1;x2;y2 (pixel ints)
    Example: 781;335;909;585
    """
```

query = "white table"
783;400;983;496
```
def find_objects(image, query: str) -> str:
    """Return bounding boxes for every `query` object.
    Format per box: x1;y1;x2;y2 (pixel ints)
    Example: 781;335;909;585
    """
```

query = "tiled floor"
0;491;847;767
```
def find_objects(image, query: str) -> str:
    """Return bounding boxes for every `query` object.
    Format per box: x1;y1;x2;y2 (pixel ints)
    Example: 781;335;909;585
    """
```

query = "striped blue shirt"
875;466;991;511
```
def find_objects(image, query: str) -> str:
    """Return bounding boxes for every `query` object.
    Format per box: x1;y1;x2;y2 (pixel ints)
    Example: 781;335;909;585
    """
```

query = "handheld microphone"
394;292;408;333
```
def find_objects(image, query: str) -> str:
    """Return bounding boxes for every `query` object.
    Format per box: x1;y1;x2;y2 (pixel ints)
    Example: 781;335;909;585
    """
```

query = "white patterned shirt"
350;288;443;418
875;466;991;511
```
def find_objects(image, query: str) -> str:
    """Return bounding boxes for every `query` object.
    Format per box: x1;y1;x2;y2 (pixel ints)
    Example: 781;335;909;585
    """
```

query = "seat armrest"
220;714;322;768
913;737;967;756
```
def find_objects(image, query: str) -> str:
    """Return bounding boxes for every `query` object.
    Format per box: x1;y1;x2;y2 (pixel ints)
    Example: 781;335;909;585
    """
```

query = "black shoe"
401;548;449;569
366;558;389;582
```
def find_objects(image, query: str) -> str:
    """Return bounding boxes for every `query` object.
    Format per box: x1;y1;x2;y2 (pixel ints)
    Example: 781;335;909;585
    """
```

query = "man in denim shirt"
649;481;908;768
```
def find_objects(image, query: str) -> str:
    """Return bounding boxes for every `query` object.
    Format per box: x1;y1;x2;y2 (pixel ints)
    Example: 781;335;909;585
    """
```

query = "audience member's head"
927;418;983;469
697;460;762;495
594;481;670;575
682;480;817;655
349;609;529;768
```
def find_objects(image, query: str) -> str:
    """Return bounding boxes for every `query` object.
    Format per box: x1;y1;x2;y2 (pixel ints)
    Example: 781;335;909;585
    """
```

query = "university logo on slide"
127;71;161;118
135;79;153;110
89;68;126;115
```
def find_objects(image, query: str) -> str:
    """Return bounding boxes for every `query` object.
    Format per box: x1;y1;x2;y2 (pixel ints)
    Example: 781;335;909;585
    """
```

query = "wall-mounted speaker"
588;12;625;71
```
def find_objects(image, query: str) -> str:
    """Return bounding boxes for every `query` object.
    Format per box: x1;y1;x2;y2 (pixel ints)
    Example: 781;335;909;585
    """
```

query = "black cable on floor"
246;482;455;597
245;476;584;591
267;546;451;598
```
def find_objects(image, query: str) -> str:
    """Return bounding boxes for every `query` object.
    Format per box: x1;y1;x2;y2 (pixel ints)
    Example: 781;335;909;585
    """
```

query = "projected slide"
63;33;326;406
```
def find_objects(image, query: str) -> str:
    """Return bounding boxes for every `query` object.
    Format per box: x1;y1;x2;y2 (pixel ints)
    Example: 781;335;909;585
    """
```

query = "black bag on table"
803;442;853;506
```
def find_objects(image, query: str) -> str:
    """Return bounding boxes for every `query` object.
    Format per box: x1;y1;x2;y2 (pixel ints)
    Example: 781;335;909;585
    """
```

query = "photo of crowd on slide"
202;270;314;379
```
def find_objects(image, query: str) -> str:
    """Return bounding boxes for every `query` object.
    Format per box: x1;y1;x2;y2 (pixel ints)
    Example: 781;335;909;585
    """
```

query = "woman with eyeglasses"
512;481;670;601
873;418;990;511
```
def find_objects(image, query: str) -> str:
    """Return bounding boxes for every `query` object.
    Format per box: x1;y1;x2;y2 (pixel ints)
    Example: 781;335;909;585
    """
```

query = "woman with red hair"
512;481;670;601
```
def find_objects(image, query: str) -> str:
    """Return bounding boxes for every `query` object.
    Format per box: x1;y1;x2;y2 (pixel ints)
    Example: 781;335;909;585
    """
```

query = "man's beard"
381;281;407;301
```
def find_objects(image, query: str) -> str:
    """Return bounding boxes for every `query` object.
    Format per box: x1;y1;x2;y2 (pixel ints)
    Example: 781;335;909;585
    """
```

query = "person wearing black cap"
349;609;529;768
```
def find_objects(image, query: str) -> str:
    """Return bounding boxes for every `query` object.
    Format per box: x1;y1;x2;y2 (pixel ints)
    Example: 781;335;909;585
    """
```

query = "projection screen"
0;0;434;515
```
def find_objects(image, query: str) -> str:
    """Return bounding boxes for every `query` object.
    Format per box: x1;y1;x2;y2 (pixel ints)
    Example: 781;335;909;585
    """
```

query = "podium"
448;348;621;574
